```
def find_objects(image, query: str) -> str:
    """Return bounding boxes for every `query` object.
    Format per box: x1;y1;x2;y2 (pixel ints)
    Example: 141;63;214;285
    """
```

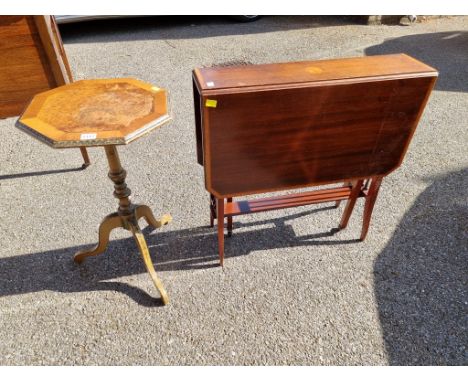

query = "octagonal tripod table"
16;78;173;304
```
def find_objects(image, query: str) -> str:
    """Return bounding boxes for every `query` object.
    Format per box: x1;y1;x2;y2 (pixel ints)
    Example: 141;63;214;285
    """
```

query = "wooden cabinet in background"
0;16;89;166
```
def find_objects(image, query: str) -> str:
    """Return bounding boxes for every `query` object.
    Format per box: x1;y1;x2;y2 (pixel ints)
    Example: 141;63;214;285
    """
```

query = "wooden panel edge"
33;15;71;86
199;72;438;96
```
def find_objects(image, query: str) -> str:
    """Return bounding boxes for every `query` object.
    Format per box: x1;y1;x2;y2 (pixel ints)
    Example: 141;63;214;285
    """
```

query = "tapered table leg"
360;177;382;241
335;181;351;208
80;147;91;168
217;198;225;267
339;179;364;230
209;194;216;228
227;197;233;237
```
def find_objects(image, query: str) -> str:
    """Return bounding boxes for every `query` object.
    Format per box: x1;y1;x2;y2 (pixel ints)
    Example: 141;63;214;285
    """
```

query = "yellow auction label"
205;99;218;108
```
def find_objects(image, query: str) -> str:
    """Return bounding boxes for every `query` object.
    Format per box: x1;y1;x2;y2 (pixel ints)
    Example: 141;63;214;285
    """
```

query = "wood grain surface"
17;79;171;147
193;54;437;198
0;16;72;118
194;54;436;92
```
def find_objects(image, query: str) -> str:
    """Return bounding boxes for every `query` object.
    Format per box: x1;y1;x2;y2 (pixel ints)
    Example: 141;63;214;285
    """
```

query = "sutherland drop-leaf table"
193;54;438;265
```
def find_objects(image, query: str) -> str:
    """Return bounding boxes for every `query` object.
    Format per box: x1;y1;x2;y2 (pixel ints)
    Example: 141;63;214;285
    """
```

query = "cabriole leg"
130;221;169;305
74;212;122;263
134;204;172;229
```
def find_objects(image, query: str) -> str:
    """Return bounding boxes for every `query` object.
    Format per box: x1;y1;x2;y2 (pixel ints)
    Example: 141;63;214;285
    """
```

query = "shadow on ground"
0;166;85;181
374;168;468;365
1;170;466;363
59;15;357;44
0;205;358;307
366;31;468;93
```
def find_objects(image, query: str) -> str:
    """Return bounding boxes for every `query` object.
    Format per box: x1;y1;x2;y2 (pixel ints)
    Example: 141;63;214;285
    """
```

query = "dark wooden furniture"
16;79;172;304
0;15;90;166
193;54;438;265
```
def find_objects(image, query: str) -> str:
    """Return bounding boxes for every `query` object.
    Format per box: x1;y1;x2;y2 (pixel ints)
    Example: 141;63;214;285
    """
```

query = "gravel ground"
0;16;467;365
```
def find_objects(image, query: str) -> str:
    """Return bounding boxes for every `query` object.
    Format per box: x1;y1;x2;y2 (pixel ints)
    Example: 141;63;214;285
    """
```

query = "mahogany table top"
194;53;437;93
16;78;171;148
192;54;438;198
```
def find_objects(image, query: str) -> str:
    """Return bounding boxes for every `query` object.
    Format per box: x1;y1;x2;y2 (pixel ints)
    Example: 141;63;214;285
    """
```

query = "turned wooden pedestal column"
74;146;172;304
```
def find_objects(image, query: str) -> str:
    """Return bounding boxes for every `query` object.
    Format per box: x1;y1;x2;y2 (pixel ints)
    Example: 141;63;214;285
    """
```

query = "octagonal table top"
16;78;171;148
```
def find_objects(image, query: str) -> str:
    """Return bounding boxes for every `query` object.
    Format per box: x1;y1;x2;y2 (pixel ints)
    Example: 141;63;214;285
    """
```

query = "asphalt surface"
0;16;467;365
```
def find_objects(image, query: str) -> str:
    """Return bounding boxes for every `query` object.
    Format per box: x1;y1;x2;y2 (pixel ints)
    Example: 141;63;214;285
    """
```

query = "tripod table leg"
134;204;172;229
130;221;169;305
74;212;122;264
